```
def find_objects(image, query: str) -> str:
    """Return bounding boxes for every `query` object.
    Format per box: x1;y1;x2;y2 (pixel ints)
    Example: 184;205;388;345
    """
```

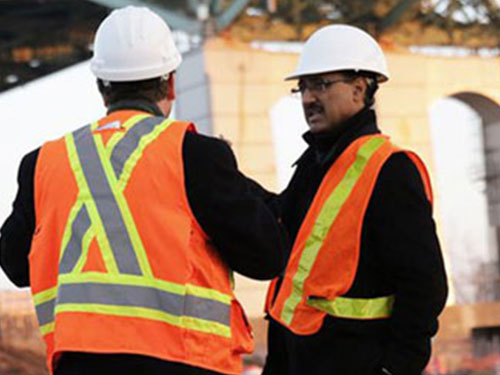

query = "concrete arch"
451;92;500;229
454;93;500;302
429;92;500;304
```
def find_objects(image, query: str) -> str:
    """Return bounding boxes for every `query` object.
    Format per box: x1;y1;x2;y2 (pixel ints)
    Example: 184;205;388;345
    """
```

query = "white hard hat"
286;24;389;82
90;6;182;82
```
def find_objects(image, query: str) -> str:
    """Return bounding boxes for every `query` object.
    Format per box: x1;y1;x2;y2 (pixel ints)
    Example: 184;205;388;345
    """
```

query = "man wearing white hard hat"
262;25;448;375
0;6;287;375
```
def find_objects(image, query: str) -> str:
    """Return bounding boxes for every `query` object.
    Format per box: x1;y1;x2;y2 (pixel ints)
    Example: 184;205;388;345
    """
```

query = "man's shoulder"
23;148;40;163
376;151;429;199
183;131;234;157
14;148;41;183
383;151;417;173
182;131;237;168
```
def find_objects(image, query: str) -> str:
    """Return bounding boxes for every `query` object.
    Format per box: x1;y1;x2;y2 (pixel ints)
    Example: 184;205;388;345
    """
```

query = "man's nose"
301;88;317;105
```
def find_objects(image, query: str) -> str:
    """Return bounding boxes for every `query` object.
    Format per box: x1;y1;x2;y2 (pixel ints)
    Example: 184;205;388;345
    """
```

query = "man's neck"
302;107;379;167
107;99;164;117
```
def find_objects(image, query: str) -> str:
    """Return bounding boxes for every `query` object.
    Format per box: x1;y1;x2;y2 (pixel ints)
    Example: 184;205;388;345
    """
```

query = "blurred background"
2;0;500;373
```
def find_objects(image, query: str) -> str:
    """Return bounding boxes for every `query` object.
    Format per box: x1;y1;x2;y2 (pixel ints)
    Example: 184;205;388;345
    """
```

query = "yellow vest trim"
307;295;395;320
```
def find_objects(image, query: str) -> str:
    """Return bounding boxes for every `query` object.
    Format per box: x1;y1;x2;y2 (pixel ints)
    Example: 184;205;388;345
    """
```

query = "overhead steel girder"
87;0;252;35
86;0;203;34
214;0;251;31
378;0;420;32
210;0;223;15
186;0;200;16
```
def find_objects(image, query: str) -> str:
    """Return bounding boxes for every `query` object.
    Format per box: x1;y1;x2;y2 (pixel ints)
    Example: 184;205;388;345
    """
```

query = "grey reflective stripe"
73;126;142;275
59;205;91;274
184;294;230;325
111;117;164;179
35;298;56;326
58;282;231;326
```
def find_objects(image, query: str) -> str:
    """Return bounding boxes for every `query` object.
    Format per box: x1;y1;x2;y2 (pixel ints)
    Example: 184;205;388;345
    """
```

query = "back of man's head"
90;6;182;107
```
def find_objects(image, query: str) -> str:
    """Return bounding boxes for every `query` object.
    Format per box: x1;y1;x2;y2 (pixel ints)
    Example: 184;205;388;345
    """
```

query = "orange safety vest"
266;134;433;335
29;110;253;374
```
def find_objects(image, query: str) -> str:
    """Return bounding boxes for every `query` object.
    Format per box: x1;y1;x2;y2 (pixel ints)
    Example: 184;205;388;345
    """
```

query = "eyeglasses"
291;78;352;96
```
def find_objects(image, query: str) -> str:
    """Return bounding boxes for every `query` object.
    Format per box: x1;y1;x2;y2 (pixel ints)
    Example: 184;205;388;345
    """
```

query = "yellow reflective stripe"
181;315;230;338
39;322;55;336
55;303;231;338
93;134;153;277
307;295;395;319
117;118;175;191
59;200;84;262
186;283;232;305
106;114;151;155
33;287;57;306
65;133;119;274
281;137;387;325
57;272;232;305
72;226;95;274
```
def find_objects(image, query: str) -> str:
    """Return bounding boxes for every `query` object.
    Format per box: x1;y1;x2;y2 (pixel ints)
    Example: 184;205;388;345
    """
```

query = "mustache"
304;103;324;115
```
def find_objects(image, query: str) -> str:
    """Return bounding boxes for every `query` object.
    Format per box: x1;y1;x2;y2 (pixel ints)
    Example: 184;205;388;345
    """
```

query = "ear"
167;73;176;100
352;77;366;104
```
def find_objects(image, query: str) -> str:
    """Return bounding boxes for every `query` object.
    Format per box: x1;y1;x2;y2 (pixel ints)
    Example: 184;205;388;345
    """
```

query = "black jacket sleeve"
0;149;40;287
369;153;448;375
182;131;288;280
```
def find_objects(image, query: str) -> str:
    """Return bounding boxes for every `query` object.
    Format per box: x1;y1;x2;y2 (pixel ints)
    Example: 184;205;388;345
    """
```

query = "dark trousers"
55;352;224;375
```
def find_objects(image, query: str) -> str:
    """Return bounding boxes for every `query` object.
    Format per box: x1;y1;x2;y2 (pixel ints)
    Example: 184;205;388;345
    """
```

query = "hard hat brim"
91;54;182;82
285;67;389;82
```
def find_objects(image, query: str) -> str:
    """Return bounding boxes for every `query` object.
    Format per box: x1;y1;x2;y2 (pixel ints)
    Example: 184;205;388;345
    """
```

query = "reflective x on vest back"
33;115;232;339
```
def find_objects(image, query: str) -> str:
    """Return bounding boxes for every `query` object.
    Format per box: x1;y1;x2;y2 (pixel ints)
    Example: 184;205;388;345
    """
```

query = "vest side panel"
30;136;79;372
123;121;192;285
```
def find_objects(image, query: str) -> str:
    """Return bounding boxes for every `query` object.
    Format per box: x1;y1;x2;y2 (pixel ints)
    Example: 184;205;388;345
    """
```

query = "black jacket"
263;108;448;375
0;101;288;375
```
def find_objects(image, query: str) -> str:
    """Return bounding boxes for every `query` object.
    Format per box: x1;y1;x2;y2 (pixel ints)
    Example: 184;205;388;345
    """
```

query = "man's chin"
307;121;328;134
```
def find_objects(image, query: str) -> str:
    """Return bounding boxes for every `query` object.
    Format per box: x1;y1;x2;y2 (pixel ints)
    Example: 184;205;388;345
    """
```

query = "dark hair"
97;76;170;106
340;70;379;107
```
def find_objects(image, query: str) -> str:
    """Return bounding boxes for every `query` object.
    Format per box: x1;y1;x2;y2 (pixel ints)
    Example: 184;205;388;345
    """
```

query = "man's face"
298;72;366;134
